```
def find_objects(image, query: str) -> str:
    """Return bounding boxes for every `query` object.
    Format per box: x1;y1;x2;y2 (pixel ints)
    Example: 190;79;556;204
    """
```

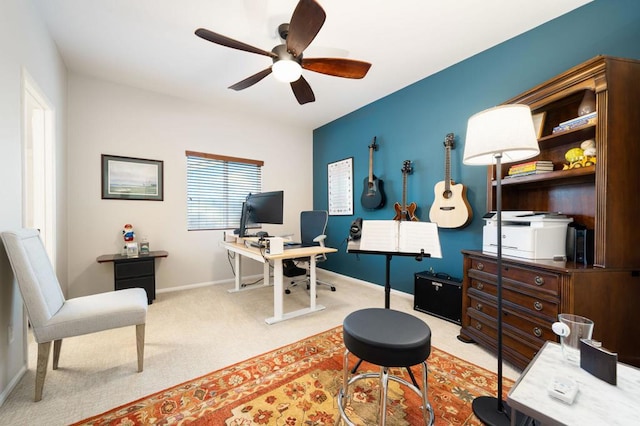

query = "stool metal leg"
379;367;389;425
420;361;434;426
338;355;434;425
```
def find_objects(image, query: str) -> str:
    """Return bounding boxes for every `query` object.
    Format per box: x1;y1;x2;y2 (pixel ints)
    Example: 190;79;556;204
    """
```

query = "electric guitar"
429;133;472;228
393;160;419;221
360;137;385;209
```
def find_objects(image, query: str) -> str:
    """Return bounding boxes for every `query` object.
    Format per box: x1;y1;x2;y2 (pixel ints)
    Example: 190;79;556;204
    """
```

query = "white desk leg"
309;255;317;310
263;262;270;286
233;251;242;291
268;259;284;323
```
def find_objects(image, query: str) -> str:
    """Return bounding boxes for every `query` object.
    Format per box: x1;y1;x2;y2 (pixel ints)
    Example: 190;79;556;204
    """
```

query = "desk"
97;250;168;304
221;241;336;324
507;341;640;425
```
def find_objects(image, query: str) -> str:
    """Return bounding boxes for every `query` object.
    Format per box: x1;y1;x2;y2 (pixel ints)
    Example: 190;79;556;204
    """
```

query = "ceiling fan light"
272;59;302;83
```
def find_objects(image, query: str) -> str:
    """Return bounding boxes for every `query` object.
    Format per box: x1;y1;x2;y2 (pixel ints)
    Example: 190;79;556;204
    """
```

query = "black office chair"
285;210;336;294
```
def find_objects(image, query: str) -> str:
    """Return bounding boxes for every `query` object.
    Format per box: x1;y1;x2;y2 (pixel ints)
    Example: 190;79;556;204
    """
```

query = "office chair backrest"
1;229;66;341
300;210;328;246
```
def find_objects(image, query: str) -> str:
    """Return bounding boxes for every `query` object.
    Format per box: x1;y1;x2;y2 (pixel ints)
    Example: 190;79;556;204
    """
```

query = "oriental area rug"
73;326;513;425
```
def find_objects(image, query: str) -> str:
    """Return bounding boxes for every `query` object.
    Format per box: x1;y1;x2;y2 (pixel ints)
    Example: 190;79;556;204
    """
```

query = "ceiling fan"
195;0;371;105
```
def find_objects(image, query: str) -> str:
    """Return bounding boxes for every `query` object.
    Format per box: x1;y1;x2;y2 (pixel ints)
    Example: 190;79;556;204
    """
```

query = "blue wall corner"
313;0;640;295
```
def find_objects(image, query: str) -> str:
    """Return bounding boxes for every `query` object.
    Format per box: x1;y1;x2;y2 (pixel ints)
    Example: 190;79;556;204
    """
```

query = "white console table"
507;341;640;425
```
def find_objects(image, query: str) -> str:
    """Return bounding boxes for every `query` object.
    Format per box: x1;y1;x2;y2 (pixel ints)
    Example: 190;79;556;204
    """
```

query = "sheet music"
359;220;442;258
398;221;442;258
359;220;398;252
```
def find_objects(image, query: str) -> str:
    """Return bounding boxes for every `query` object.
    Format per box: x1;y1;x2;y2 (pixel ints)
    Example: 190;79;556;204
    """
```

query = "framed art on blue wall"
327;157;353;215
101;154;164;201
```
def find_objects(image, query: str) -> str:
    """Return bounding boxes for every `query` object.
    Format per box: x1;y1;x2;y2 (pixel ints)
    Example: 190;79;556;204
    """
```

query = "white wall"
67;74;313;297
0;0;67;404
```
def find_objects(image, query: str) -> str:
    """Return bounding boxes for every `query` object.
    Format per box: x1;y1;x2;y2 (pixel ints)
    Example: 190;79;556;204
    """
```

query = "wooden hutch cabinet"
459;56;640;370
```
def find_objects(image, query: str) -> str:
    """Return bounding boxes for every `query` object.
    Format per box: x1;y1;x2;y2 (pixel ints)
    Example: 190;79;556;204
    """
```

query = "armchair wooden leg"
52;339;62;370
136;324;145;372
35;342;51;402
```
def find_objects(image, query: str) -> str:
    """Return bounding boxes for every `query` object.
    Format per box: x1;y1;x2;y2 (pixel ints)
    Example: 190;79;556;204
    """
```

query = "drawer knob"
533;301;543;311
533;327;542;337
476;282;484;290
475;323;483;331
534;276;545;286
476;303;483;311
476;262;484;271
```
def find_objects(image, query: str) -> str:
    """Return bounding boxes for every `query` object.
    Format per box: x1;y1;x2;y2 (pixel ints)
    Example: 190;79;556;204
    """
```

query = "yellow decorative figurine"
563;139;596;170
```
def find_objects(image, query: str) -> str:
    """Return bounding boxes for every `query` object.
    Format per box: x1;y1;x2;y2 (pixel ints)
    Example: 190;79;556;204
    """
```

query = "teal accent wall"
313;0;640;294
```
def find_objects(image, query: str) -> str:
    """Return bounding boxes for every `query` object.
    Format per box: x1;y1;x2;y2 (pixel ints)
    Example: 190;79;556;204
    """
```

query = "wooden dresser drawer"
467;277;559;320
465;311;541;368
469;257;560;295
467;292;556;343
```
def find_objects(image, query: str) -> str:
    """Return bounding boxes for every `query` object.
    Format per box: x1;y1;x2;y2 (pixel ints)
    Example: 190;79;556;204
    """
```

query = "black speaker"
414;271;462;324
574;228;594;265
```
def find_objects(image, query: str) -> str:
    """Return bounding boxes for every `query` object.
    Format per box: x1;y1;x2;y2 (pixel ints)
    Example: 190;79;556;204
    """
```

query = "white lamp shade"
463;104;540;166
272;59;302;83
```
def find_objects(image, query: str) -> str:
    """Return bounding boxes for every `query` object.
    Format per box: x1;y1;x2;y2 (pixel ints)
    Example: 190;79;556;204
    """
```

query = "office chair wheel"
285;289;291;294
330;286;336;291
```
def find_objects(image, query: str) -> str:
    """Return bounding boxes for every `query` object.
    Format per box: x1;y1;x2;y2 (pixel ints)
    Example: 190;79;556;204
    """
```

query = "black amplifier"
414;271;462;324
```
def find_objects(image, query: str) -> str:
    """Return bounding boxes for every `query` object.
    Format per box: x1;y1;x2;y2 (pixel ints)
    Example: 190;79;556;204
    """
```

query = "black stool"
337;308;434;425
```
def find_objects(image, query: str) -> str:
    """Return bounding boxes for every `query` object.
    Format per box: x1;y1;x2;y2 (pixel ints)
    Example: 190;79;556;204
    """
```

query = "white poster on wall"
327;157;353;216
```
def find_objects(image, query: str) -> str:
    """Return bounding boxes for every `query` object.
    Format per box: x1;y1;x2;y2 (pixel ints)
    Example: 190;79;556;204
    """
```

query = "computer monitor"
246;190;284;225
236;191;284;237
237;202;255;238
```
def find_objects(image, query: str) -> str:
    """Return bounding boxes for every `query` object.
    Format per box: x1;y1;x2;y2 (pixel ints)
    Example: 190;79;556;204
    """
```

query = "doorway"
22;70;56;265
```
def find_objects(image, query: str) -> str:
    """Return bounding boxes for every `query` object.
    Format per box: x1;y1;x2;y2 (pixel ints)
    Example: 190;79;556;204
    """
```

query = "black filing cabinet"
414;271;462;324
97;250;168;305
114;258;156;303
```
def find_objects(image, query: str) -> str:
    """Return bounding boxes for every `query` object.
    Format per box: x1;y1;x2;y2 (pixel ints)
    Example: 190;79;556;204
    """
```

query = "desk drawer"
115;259;154;279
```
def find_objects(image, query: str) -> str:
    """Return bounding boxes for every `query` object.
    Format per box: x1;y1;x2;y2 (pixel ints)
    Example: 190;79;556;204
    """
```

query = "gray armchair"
1;229;148;401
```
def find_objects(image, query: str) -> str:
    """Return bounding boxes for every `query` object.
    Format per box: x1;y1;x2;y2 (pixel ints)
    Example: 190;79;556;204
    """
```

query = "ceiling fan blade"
195;28;277;58
290;76;315;104
286;0;326;57
229;68;273;91
302;58;372;79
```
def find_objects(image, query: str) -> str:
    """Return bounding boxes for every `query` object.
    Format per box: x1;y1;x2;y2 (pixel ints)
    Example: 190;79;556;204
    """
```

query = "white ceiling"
32;0;591;129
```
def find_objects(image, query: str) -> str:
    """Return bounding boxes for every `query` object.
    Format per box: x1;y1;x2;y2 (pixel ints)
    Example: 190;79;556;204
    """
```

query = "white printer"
483;211;573;260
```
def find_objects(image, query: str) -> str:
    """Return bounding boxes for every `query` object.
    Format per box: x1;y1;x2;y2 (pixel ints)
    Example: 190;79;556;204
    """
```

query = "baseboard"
0;364;27;408
156;269;413;301
156;275;263;294
315;268;413;301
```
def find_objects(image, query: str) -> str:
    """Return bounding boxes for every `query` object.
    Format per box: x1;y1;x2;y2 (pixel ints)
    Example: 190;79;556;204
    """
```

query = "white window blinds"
186;151;263;231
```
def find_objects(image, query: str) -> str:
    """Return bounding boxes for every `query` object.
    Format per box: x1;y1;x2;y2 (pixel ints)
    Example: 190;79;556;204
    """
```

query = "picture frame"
532;112;546;139
101;154;164;201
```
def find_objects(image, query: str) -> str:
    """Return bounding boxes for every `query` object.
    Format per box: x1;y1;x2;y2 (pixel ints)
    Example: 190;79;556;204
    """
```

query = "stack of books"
507;160;554;177
552;111;597;134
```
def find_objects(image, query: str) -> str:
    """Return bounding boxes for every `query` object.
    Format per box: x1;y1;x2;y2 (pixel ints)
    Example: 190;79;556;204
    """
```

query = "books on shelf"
505;169;554;178
359;220;442;258
552;111;597;134
508;160;554;176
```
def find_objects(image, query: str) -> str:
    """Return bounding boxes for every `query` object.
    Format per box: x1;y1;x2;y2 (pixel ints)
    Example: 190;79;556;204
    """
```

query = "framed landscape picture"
101;154;164;201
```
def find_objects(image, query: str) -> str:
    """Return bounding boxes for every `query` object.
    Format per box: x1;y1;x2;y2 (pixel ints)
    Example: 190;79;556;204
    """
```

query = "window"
186;151;263;231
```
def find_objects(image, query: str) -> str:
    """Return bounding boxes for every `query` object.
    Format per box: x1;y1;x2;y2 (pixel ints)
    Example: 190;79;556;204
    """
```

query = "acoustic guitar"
393;160;419;221
429;133;472;228
360;137;385;209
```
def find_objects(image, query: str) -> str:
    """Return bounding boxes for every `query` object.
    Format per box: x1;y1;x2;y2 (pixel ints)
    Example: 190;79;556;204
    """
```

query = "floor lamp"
463;104;540;426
